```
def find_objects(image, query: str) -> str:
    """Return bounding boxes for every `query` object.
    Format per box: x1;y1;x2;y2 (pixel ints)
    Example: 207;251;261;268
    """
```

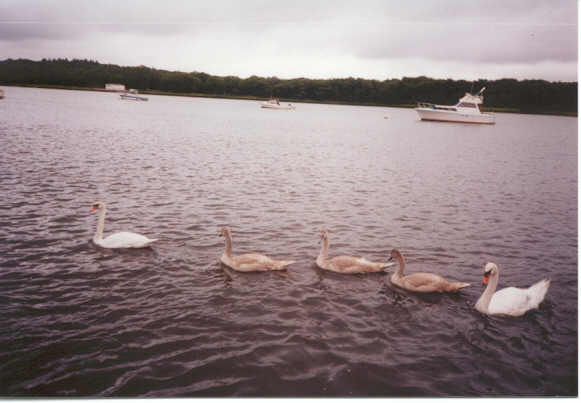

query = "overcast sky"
0;0;577;81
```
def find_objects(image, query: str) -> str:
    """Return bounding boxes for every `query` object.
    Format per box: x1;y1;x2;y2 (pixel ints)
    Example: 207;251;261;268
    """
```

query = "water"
0;86;577;397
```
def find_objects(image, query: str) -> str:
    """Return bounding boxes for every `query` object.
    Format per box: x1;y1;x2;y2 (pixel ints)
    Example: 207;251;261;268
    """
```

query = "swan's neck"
223;231;233;258
94;207;106;242
392;253;406;279
318;237;329;262
475;271;499;313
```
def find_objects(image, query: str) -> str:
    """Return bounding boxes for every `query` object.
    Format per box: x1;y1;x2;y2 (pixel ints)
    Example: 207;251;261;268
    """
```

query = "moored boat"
120;89;148;101
260;97;295;110
415;87;494;124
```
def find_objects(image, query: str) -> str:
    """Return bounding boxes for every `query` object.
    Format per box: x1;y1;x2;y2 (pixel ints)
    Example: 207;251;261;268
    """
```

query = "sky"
0;0;577;82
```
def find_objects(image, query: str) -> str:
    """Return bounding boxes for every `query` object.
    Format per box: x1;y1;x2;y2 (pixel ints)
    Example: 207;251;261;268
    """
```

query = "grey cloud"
354;22;577;64
0;0;223;40
335;0;577;65
0;21;191;42
0;0;576;81
95;23;190;37
0;22;86;41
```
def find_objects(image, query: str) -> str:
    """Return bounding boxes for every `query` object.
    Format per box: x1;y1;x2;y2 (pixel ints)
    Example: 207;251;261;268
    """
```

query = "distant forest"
0;58;577;114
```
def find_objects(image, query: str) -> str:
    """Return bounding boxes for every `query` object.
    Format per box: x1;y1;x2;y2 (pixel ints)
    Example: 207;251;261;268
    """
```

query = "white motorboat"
415;87;494;124
120;89;148;101
260;97;295;110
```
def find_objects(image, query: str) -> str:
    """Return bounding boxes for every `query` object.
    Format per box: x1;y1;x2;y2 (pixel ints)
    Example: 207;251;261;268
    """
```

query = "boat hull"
260;103;295;110
416;108;494;124
120;94;148;101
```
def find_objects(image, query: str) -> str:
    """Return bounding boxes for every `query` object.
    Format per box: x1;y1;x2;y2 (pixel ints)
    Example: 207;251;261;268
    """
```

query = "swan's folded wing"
326;256;385;273
233;253;270;264
231;253;275;271
488;287;531;316
100;231;155;248
402;272;445;290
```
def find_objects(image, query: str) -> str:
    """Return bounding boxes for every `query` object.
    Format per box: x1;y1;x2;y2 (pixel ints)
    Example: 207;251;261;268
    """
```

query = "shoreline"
0;83;576;117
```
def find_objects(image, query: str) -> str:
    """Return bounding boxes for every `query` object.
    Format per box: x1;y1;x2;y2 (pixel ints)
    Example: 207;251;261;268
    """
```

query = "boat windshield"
458;102;477;108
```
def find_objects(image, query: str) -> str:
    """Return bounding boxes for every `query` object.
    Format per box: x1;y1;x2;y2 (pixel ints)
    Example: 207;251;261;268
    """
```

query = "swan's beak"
482;272;491;284
90;206;98;211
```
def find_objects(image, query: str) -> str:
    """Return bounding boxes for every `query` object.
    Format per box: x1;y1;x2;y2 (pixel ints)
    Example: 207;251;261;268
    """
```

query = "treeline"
0;58;577;114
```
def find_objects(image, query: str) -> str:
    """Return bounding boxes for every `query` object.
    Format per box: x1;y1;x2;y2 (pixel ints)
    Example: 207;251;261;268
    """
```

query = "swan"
388;249;470;293
90;201;157;248
219;227;295;272
475;262;550;316
316;229;394;274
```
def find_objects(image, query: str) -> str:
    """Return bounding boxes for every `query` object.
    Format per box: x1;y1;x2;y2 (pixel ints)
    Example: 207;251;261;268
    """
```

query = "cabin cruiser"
120;89;148;101
415;87;494;124
260;97;295;110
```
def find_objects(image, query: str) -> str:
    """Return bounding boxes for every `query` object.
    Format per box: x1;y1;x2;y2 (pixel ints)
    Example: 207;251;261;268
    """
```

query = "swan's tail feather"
273;260;295;270
447;281;471;292
379;261;396;270
142;239;158;247
529;279;550;307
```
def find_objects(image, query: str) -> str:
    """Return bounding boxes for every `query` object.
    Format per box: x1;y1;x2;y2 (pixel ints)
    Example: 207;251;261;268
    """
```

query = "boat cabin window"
458;102;477;108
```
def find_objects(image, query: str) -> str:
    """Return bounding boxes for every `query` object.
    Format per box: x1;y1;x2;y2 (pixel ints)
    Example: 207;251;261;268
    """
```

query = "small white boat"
260;97;295;110
120;89;148;101
415;87;494;124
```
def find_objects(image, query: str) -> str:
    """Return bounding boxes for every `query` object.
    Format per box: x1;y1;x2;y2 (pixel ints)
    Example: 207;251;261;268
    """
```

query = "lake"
0;86;577;397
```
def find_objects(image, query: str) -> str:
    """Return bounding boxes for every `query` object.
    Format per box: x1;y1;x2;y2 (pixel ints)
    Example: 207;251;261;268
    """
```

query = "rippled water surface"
0;86;577;397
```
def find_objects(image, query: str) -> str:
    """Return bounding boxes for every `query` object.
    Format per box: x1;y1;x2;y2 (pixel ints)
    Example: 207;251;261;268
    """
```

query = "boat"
260;97;295;110
415;87;494;124
120;89;148;101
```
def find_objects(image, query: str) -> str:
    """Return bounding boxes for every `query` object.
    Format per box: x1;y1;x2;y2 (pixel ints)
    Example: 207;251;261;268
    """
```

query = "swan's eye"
483;271;492;278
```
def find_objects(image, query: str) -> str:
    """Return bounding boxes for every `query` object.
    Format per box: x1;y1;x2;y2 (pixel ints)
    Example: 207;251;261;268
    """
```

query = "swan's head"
219;227;230;238
319;229;329;241
388;249;403;262
482;262;498;284
91;201;105;211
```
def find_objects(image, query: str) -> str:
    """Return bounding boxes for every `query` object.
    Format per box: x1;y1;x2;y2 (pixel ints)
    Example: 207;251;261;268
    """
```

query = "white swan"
388;249;470;293
219;227;295;272
316;229;394;274
90;201;157;248
475;262;550;316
